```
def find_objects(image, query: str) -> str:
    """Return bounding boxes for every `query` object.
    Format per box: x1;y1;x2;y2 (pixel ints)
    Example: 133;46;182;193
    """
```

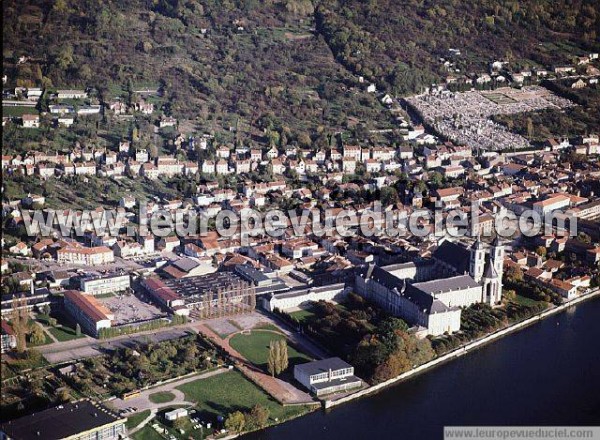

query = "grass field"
176;370;309;422
126;409;152;429
48;325;83;342
512;294;548;308
37;314;84;342
2;105;38;117
148;391;176;404
131;425;164;440
229;330;311;370
289;307;317;323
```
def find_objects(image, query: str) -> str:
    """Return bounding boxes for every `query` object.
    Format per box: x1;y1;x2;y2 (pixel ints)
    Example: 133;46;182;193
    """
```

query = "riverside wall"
324;288;600;409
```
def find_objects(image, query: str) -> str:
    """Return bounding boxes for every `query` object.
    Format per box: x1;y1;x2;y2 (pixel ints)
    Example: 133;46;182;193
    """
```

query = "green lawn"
176;370;309;422
36;314;84;342
2;106;38;117
512;294;547;308
126;409;152;429
47;325;83;342
131;425;164;440
289;307;317;323
229;330;311;370
148;391;176;404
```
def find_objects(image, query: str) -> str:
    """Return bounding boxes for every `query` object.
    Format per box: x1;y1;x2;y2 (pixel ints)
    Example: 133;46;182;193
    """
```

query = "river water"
243;298;600;440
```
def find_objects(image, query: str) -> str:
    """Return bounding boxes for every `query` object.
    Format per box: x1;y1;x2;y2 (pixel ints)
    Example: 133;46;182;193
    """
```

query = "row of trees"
10;297;31;352
224;403;270;434
266;339;289;377
431;298;550;355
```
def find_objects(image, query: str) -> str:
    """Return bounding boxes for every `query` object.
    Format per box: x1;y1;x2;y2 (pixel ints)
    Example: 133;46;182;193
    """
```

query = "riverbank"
323;288;599;409
226;289;599;439
242;292;600;440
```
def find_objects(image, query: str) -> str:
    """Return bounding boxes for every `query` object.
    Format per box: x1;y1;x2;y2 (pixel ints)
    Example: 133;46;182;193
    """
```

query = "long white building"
262;283;347;312
79;273;130;296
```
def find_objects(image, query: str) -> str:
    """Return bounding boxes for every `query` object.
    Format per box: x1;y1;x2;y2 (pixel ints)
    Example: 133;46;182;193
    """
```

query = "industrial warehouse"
141;271;258;319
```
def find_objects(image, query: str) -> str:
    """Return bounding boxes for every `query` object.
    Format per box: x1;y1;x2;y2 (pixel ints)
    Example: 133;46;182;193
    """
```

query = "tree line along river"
243;298;600;440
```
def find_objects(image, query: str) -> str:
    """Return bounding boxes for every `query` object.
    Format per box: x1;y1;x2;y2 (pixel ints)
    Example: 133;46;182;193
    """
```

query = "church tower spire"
491;237;504;279
469;237;485;282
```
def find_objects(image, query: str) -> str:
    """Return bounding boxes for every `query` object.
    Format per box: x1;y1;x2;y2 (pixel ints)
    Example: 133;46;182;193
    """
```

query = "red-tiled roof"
64;290;110;323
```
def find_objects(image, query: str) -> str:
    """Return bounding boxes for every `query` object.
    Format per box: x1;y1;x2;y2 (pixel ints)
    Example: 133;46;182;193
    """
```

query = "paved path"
38;325;198;364
198;324;315;405
256;311;330;360
110;368;225;412
39;323;59;343
128;409;158;435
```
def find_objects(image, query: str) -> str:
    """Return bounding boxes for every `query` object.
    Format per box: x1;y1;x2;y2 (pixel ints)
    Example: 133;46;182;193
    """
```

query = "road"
38;324;198;364
110;368;226;412
37;310;329;366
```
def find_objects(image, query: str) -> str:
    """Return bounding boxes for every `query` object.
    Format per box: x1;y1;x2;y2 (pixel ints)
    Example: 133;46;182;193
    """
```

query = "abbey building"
355;238;504;336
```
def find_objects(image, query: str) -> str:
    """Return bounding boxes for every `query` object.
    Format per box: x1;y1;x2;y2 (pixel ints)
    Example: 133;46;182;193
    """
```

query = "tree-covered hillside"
316;0;600;94
3;0;600;135
3;0;393;143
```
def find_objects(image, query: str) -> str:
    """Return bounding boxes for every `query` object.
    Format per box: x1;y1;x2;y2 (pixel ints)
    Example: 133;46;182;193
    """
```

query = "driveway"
109;368;226;412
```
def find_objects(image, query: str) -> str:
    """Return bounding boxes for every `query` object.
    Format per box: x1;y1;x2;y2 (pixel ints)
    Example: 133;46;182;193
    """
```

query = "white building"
356;239;504;336
57;90;87;99
57;246;115;265
22;114;40;128
63;290;113;336
294;358;362;397
262;284;347;312
79;273;130;296
533;194;571;216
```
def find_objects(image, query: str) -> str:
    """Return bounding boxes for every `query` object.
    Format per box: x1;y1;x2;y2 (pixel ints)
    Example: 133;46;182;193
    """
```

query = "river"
243;298;600;440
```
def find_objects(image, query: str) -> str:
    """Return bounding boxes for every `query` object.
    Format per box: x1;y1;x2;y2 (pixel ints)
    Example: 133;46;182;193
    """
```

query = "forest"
5;0;599;141
316;0;600;95
3;0;392;144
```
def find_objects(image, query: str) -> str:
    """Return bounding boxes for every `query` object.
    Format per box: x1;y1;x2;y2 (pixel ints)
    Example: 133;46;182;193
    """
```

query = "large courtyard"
99;292;166;326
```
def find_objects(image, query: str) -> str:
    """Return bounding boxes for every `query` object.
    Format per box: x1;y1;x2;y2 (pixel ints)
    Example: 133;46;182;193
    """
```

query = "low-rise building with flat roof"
0;400;126;440
294;357;362;397
79;273;130;296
